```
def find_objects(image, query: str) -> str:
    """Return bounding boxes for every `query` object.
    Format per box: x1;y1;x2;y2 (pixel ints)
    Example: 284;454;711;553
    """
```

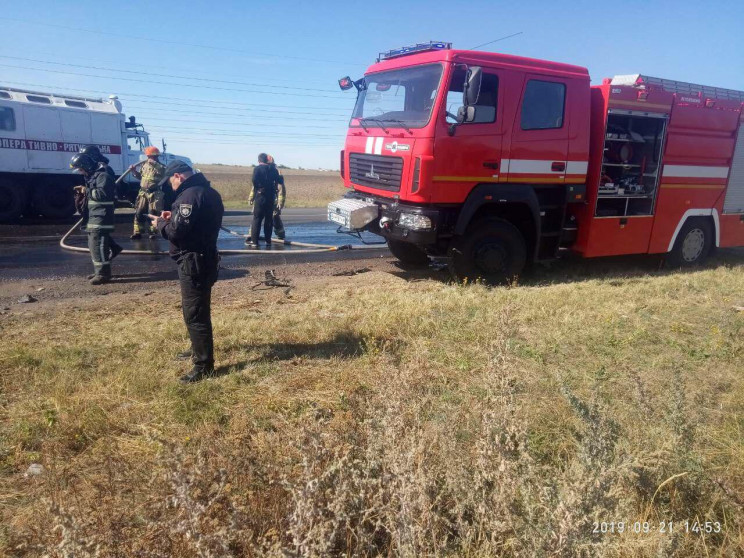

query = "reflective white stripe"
566;161;588;175
365;137;374;154
662;165;730;179
501;159;588;174
373;137;384;155
667;208;720;251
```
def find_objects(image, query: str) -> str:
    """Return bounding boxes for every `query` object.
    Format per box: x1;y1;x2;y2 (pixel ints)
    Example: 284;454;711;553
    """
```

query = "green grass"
1;263;743;556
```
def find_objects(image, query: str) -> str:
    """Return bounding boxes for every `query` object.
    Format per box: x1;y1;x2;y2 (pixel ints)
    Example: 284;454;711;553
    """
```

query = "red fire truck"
328;42;744;283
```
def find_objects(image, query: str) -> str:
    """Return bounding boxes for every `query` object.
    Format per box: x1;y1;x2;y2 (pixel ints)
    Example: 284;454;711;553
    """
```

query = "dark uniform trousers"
87;230;113;277
251;191;275;244
178;251;219;371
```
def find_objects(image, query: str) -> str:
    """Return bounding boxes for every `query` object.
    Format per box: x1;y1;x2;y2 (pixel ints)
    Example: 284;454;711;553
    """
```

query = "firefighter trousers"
273;212;285;239
251;194;275;244
133;189;165;234
87;230;113;278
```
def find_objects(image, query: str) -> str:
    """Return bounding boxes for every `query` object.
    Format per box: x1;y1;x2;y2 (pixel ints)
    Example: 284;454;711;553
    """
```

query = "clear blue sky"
1;0;742;169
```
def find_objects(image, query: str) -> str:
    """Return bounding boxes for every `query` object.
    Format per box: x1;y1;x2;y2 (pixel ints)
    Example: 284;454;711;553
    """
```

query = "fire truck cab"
329;42;744;283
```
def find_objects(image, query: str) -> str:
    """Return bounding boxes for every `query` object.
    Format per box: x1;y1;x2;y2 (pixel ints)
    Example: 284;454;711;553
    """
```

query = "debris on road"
25;463;44;477
332;267;371;277
252;270;292;290
18;295;38;304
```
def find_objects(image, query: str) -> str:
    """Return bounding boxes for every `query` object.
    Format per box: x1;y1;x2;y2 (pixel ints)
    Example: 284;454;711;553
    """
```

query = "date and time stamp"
593;520;722;536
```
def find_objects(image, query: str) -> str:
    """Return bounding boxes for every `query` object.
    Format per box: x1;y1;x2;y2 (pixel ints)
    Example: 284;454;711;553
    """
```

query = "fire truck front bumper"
328;193;440;246
377;204;439;245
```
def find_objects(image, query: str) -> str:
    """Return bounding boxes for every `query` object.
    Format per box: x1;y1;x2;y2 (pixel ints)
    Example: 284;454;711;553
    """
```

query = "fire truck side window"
520;80;566;130
0;107;16;131
445;69;498;124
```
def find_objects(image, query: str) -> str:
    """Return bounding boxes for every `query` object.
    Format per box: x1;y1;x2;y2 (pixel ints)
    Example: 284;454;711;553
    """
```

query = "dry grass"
1;262;743;556
196;164;346;209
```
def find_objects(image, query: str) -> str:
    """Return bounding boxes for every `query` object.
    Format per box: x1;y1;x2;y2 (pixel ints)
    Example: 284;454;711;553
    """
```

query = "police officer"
247;153;280;246
247;154;286;242
149;161;224;383
70;153;118;285
129;146;165;239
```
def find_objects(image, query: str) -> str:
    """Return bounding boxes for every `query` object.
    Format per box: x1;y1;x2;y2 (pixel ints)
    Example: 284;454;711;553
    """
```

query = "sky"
1;0;742;169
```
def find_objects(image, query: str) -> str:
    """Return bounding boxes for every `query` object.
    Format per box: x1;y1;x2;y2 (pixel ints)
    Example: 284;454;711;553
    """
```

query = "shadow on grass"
385;248;744;287
228;332;401;365
111;267;251;285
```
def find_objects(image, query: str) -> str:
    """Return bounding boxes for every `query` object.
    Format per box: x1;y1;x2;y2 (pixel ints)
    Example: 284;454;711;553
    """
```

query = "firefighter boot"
90;275;111;285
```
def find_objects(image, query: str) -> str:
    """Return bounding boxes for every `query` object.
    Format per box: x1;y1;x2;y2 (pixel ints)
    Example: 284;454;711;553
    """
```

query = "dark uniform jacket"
84;167;116;232
252;163;280;204
157;172;224;260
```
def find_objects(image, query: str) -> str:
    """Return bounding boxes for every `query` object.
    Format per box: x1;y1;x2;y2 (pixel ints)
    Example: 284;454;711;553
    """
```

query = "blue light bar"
378;41;452;62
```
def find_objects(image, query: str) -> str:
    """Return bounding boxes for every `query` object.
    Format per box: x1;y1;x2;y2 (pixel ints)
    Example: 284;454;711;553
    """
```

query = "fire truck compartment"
595;111;667;218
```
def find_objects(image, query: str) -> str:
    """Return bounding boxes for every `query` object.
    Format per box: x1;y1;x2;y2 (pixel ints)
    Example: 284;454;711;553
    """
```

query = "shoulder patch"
179;204;193;217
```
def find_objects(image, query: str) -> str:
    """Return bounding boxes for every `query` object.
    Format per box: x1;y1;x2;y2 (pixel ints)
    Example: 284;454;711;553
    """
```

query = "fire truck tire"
33;184;76;219
666;218;714;268
448;218;527;285
386;239;430;266
0;180;27;223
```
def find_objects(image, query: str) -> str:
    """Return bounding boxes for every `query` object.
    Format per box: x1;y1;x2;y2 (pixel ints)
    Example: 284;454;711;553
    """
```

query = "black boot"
179;367;215;384
176;349;193;361
90;275;111;285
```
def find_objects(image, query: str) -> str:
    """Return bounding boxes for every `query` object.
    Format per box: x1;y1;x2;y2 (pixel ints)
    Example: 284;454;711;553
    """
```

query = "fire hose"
59;217;382;255
62;166;386;255
61;169;386;255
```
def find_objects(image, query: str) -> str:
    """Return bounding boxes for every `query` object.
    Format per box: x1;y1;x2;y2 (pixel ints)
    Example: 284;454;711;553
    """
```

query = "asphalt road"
0;208;388;281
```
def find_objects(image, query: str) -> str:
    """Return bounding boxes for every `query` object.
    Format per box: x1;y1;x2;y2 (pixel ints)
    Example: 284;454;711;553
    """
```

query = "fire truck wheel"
33;184;76;219
386;239;430;266
449;218;527;285
0;180;27;223
666;218;714;268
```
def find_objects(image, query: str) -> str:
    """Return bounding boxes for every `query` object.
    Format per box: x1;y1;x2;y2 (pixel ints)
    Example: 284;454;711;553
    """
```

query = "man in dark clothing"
150;161;224;383
247;152;280;246
79;145;123;261
70;153;118;285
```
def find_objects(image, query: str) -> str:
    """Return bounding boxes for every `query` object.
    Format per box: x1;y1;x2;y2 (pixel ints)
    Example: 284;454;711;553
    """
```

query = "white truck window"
0;107;16;131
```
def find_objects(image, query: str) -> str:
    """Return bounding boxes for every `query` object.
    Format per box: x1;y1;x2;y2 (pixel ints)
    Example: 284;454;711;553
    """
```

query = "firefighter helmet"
79;145;107;162
144;146;160;157
69;153;98;174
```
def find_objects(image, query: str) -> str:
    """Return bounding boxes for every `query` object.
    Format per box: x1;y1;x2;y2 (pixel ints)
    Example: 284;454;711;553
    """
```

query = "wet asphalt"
0;208;388;281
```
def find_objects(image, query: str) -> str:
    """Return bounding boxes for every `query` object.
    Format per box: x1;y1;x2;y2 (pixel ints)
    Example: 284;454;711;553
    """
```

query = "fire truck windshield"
350;64;443;130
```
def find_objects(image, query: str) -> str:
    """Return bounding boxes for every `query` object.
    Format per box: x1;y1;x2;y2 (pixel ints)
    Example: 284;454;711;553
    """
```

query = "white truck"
0;86;193;222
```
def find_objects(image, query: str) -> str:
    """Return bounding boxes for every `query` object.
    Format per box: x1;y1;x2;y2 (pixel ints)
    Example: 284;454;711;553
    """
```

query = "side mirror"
338;76;354;91
457;105;477;123
463;66;482;107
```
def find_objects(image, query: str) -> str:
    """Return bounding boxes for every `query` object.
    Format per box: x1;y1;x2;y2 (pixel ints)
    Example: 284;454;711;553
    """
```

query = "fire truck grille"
349;153;403;191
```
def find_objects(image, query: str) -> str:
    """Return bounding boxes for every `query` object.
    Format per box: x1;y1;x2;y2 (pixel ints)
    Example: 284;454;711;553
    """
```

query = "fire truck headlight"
398;213;432;230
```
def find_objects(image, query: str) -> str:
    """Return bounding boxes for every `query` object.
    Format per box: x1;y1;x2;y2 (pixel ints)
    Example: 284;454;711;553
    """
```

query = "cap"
144;146;160;156
158;159;193;187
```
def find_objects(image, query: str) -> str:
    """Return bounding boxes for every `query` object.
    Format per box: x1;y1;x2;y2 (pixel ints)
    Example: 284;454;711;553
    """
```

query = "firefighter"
149;161;224;383
78;145;123;262
70;153;117;285
246;153;281;246
129;146;165;239
247;154;286;242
